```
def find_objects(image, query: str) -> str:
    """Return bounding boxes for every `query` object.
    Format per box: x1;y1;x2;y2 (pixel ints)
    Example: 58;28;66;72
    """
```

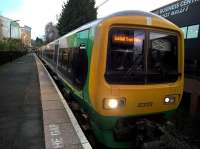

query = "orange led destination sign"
112;35;141;44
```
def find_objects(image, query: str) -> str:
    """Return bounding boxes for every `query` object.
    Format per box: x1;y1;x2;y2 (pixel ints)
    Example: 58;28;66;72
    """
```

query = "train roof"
58;19;102;41
102;10;169;24
104;10;158;18
70;10;167;32
48;10;176;45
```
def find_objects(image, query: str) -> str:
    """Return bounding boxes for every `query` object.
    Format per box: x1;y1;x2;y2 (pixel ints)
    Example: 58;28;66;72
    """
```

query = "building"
20;26;32;47
152;0;200;117
152;0;200;75
0;15;32;47
0;16;21;39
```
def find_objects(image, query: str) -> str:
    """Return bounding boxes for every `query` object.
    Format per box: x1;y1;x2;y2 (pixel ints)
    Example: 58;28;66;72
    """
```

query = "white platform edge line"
34;54;92;149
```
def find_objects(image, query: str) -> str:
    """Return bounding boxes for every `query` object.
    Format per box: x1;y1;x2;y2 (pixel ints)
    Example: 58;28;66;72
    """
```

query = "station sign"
153;0;199;18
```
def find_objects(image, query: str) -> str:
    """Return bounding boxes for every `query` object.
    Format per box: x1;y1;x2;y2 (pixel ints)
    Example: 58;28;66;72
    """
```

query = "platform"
0;53;91;149
0;54;44;149
35;54;91;149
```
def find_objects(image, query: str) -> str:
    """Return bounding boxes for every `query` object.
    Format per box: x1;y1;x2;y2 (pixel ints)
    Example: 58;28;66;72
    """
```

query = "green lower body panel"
89;109;176;148
91;120;131;148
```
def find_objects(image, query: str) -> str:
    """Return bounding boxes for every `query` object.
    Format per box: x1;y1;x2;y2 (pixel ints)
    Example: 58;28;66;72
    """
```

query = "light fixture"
164;97;170;103
103;98;126;109
164;95;176;104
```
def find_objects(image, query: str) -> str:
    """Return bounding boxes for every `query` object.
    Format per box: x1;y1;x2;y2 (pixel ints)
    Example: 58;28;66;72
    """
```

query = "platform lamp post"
10;20;20;39
96;0;110;10
0;23;3;40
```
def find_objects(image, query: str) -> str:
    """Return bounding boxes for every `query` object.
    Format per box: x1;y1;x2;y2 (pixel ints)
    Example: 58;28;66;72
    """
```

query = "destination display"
112;35;143;44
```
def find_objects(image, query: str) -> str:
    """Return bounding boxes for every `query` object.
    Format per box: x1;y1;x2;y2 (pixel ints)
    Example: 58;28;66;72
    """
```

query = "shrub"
0;38;27;65
0;38;24;52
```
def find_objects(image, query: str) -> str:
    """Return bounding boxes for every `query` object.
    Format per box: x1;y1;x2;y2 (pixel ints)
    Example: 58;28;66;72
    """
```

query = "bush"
0;38;24;52
0;38;27;65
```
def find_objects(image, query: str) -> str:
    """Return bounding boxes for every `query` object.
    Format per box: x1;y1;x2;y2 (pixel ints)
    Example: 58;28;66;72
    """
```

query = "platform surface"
0;54;45;149
0;53;91;149
35;54;91;149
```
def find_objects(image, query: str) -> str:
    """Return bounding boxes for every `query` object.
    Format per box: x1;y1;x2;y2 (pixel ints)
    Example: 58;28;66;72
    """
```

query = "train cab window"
105;27;179;84
106;27;145;84
148;32;178;83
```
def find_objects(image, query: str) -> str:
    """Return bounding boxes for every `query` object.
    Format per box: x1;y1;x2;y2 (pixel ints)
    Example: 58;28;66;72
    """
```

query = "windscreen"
105;27;179;84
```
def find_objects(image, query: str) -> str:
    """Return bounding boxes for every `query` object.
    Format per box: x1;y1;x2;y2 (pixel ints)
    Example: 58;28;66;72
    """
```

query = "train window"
106;27;145;84
105;27;179;84
67;49;73;76
62;50;68;70
50;50;54;60
57;48;74;83
54;44;59;63
58;49;63;67
148;32;178;83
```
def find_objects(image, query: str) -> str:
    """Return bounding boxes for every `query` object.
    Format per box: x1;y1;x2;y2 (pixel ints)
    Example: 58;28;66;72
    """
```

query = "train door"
77;29;89;100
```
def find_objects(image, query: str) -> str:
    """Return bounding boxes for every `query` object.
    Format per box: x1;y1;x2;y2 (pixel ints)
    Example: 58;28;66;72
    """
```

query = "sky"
0;0;177;39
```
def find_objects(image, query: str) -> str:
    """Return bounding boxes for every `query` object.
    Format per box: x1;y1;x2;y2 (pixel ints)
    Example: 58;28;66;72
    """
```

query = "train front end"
88;11;184;148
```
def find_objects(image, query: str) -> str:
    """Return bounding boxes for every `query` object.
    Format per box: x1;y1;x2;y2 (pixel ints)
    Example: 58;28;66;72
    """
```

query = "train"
38;11;184;148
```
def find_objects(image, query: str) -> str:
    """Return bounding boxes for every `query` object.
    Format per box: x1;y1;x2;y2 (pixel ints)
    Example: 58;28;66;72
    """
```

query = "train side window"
54;44;59;63
59;49;63;67
68;49;73;77
62;49;68;71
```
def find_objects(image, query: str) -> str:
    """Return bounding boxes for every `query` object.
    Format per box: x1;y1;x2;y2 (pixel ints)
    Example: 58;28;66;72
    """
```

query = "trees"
35;37;43;47
57;0;97;36
45;22;59;43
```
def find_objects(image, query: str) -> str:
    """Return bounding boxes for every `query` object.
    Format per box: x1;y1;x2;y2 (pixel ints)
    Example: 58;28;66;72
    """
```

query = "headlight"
164;95;176;104
103;98;126;109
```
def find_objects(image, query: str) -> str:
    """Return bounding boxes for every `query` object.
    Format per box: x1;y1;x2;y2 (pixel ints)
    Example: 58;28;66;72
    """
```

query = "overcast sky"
1;0;177;39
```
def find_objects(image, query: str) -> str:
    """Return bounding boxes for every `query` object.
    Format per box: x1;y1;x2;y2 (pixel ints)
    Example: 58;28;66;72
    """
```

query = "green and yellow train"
38;11;184;148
